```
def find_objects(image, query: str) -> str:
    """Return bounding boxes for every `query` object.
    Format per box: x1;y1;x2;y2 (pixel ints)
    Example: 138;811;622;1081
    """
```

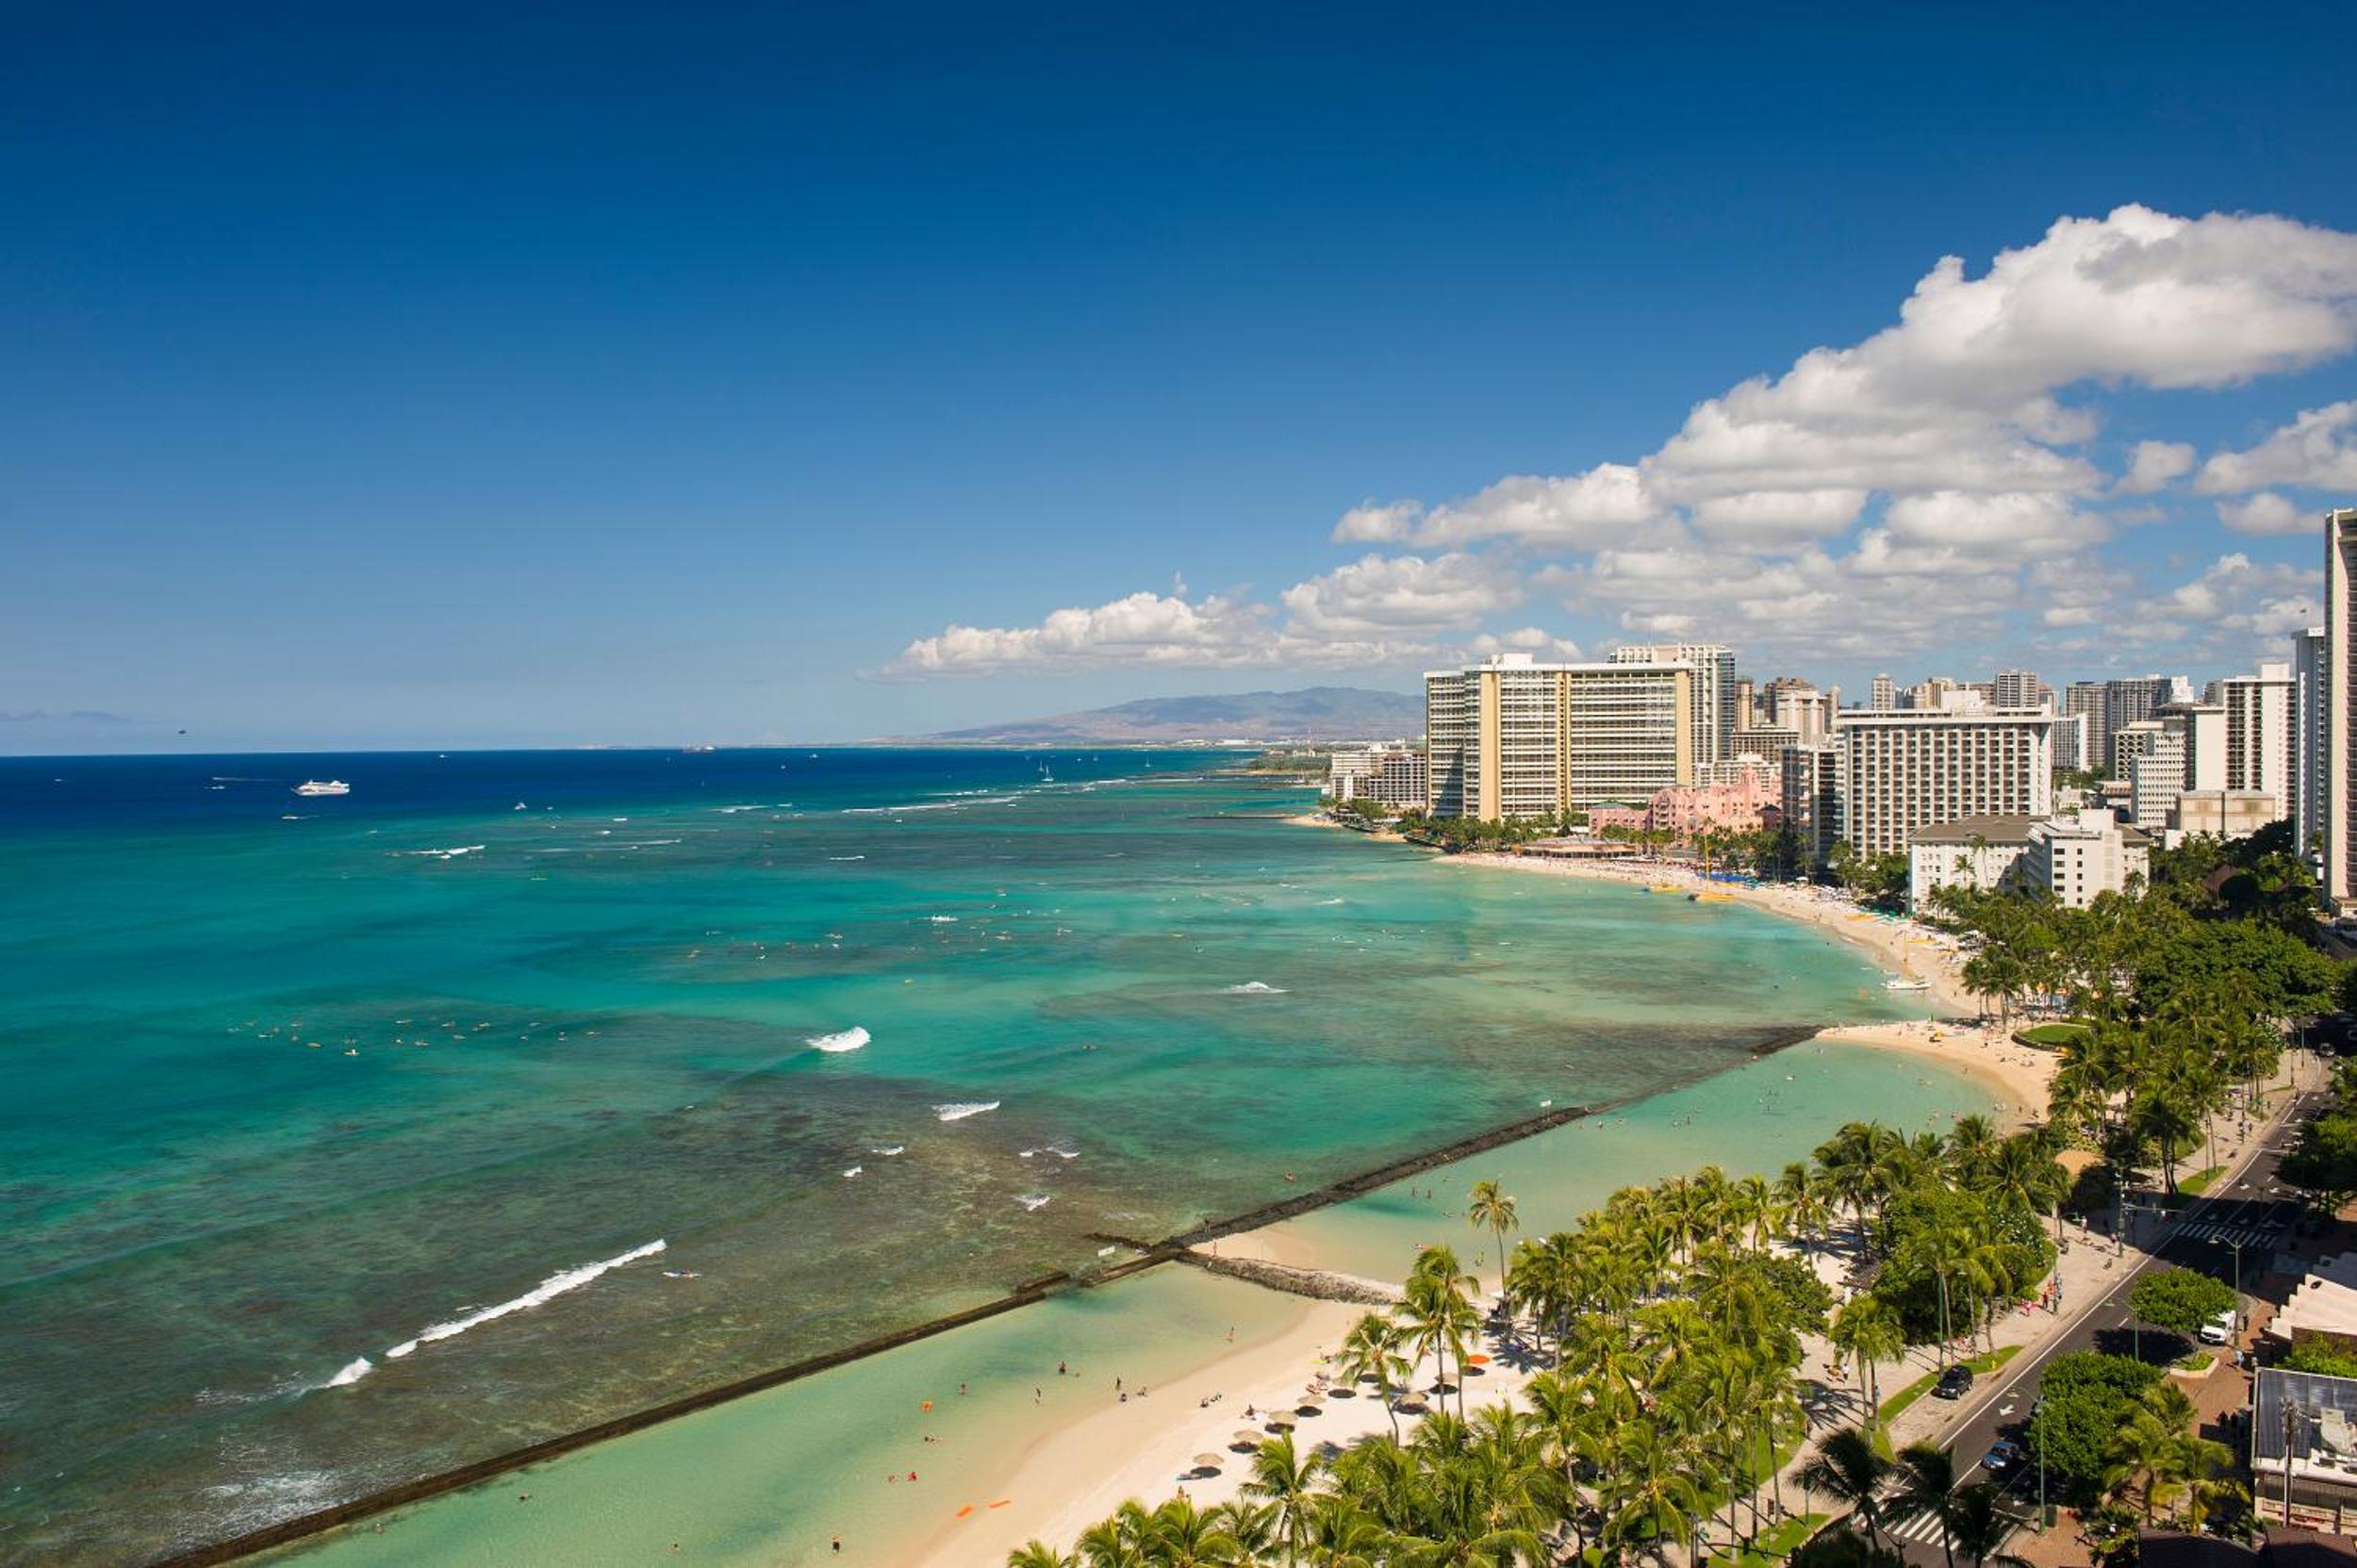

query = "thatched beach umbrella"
1193;1452;1227;1470
1264;1411;1297;1428
1231;1430;1263;1448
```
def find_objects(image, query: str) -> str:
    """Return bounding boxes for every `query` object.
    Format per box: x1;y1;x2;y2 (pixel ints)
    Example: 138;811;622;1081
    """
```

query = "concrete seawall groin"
1181;1252;1402;1305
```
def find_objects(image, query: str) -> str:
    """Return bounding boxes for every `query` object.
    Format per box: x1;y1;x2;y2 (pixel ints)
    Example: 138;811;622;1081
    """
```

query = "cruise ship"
293;780;351;797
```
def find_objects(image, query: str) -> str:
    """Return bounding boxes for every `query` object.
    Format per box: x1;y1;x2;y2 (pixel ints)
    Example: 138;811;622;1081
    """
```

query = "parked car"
1934;1363;1975;1399
2200;1309;2236;1345
1980;1438;2025;1475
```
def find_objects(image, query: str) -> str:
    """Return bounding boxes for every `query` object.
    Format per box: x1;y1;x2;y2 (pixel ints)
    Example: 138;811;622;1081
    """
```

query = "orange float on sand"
955;1505;975;1519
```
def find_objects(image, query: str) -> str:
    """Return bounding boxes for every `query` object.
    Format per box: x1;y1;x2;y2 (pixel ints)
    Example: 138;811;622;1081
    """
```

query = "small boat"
1885;978;1933;992
1690;891;1736;903
1646;883;1682;894
294;780;351;797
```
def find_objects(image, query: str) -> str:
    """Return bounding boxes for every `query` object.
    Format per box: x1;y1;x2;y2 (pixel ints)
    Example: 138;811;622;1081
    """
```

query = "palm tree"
1799;1428;1894;1552
1140;1495;1242;1567
1774;1161;1834;1252
1008;1542;1080;1568
1241;1433;1324;1565
1888;1442;1964;1568
1465;1179;1519;1298
1942;1482;2031;1568
1404;1247;1482;1417
1829;1297;1905;1419
1335;1312;1412;1440
1602;1422;1707;1564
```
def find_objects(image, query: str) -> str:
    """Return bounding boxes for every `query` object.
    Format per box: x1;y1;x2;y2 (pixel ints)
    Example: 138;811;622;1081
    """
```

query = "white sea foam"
1222;981;1287;994
1316;898;1343;906
933;1101;999;1122
869;1144;906;1156
381;1240;666;1362
404;845;486;860
827;854;866;861
842;796;1017;815
809;1026;870;1053
1015;1193;1053;1211
842;1165;863;1179
323;1356;373;1388
927;915;959;923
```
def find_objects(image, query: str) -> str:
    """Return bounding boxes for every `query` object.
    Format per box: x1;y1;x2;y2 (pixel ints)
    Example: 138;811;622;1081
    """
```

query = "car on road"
1935;1363;1975;1399
1980;1438;2025;1476
2200;1309;2237;1345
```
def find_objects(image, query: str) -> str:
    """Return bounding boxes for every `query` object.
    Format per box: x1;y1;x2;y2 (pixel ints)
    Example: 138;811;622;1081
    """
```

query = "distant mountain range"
894;686;1423;746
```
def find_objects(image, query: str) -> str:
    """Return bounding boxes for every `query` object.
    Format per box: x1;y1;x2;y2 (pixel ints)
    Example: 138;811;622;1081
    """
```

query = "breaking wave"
1223;981;1287;995
933;1101;999;1122
378;1240;667;1364
808;1026;870;1053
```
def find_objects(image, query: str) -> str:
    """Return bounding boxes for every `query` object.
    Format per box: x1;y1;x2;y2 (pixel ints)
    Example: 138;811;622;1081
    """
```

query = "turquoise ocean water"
0;750;1930;1566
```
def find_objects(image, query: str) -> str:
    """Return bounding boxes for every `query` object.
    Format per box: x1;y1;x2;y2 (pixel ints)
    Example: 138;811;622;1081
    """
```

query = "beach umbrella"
1231;1430;1263;1447
1265;1411;1297;1428
1297;1389;1325;1404
1465;1353;1491;1366
1194;1452;1227;1469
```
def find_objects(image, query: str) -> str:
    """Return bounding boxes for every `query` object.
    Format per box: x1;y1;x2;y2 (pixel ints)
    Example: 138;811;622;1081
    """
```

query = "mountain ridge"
882;685;1422;745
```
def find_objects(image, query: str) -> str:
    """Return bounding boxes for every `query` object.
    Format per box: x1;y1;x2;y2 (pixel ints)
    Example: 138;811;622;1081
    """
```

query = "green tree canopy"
2127;1266;2234;1336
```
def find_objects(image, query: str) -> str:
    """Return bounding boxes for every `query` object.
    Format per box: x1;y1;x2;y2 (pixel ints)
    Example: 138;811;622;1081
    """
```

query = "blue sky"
8;3;2357;752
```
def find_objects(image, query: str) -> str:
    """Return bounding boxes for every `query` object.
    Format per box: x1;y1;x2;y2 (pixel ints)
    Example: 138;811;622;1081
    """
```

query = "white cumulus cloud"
2115;440;2196;494
2196;402;2357;495
2215;492;2316;536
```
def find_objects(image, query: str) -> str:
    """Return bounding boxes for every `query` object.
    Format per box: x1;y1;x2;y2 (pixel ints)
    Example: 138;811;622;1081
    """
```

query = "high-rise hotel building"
1832;703;2055;857
2323;509;2357;905
1610;642;1737;768
1425;654;1694;819
2297;625;2328;860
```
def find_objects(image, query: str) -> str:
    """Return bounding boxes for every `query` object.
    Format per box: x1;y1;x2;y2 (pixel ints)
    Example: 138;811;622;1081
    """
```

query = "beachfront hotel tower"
1832;702;2055;858
2323;509;2357;906
1425;654;1694;820
1610;642;1736;768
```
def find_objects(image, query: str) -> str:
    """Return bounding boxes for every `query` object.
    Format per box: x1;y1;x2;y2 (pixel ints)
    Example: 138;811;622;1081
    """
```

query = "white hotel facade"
1832;702;2055;858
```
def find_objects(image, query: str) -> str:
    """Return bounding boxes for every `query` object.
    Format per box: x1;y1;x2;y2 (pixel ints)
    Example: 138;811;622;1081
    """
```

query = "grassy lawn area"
2174;1350;2216;1373
2018;1022;2090;1048
1706;1512;1828;1566
2179;1164;2226;1196
1871;1345;2023;1458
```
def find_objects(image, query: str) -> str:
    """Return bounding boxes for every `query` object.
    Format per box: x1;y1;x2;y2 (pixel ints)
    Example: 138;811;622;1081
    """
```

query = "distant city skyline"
8;6;2357;753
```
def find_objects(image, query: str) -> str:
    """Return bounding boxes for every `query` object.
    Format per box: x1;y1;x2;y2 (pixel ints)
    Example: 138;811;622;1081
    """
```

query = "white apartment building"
2052;710;2090;774
1993;669;2049;710
1424;654;1694;819
1906;808;2149;912
2128;722;2190;831
1761;679;1833;744
2299;625;2329;858
1612;643;1736;768
2028;809;2151;908
1325;745;1427;810
1870;674;1895;712
2331;510;2357;906
2217;660;2295;824
1833;704;2054;857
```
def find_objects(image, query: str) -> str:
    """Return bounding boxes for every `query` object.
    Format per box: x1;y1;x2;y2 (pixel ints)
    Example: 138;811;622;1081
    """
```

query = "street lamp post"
2212;1235;2246;1335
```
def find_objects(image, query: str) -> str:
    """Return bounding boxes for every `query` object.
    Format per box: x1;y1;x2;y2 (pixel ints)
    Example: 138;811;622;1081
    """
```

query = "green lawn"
1870;1345;2023;1458
2179;1165;2226;1197
1706;1512;1829;1566
2018;1022;2091;1048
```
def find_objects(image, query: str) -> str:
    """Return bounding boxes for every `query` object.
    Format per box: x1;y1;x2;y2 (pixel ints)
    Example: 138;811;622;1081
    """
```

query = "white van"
2199;1309;2236;1345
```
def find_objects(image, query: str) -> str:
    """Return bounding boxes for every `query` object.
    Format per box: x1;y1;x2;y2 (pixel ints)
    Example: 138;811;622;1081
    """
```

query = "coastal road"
1887;1086;2324;1566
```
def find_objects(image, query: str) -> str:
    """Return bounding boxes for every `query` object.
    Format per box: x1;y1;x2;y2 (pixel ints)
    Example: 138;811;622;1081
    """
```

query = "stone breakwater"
1183;1253;1402;1306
